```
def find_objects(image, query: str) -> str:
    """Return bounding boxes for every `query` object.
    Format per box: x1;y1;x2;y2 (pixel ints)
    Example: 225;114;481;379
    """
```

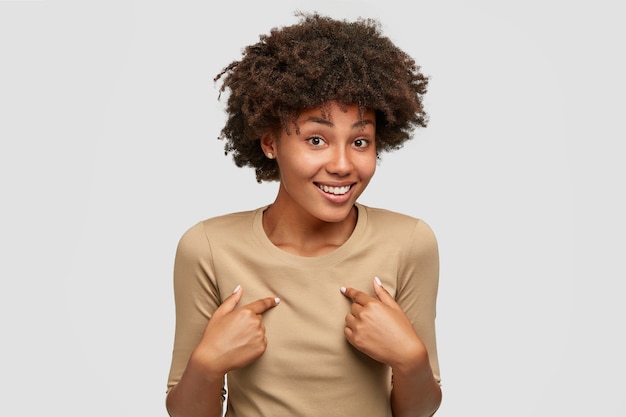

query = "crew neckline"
252;203;368;268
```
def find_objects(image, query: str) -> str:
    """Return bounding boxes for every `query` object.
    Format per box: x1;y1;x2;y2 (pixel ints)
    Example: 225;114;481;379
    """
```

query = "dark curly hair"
214;12;429;182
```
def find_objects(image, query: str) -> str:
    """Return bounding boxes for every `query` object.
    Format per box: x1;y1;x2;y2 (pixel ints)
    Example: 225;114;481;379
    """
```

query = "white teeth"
319;185;351;195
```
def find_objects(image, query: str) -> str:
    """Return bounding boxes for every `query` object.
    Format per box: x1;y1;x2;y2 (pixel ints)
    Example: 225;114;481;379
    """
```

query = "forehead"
295;101;375;124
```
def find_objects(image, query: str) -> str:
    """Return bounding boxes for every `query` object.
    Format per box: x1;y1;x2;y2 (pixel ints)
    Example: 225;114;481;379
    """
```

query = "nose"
326;146;354;176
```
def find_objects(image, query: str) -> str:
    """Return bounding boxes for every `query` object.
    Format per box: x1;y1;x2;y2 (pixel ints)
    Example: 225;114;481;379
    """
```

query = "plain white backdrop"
1;1;624;416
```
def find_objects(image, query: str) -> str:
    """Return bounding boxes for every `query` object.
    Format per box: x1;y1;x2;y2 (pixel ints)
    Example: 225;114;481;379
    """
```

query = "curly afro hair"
214;12;429;182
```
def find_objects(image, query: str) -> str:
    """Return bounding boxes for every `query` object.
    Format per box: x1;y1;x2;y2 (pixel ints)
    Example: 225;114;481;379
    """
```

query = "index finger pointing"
244;296;281;314
340;287;372;305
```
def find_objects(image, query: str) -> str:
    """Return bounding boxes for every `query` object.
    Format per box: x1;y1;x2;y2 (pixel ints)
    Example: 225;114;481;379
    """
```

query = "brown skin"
167;280;441;417
167;103;440;416
166;287;280;417
260;102;377;256
342;280;442;417
215;13;429;183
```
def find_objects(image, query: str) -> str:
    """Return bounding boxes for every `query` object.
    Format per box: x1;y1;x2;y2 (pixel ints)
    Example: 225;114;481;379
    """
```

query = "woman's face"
262;101;377;224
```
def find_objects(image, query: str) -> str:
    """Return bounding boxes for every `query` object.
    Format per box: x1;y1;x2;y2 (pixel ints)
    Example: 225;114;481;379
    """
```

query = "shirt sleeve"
395;219;441;384
166;221;224;399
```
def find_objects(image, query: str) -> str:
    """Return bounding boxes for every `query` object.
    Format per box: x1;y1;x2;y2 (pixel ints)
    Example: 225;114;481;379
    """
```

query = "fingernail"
374;277;383;287
274;297;281;304
233;285;241;293
340;287;346;294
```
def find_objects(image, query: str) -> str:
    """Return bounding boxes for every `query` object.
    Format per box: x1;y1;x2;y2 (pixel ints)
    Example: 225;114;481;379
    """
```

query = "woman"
166;13;442;417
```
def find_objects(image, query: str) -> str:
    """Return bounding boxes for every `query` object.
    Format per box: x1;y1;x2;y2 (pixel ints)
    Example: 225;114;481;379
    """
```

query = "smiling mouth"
316;184;352;195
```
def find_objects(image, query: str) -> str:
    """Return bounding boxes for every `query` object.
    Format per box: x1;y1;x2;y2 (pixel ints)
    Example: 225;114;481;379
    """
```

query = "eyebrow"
303;116;375;129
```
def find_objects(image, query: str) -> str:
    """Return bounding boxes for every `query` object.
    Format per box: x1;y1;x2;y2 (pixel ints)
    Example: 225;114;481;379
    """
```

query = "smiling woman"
260;102;377;236
165;12;442;417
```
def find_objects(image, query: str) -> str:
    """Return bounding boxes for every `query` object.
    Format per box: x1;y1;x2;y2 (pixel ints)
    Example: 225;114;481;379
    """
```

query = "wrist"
390;338;430;377
188;346;227;382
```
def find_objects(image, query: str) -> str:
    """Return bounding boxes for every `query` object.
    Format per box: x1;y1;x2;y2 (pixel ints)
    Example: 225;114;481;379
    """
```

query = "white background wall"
1;1;624;416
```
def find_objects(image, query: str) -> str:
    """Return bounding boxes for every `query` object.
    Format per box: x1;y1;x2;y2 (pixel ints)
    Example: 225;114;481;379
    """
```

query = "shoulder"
187;207;260;237
200;208;259;234
176;207;262;255
360;204;437;242
359;204;438;265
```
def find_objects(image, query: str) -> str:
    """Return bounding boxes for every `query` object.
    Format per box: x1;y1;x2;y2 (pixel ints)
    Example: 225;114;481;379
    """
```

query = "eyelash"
353;138;369;148
306;136;371;148
307;136;325;146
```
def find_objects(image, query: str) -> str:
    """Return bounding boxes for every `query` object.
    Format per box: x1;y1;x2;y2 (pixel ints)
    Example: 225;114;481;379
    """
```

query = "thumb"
372;277;395;306
214;284;243;317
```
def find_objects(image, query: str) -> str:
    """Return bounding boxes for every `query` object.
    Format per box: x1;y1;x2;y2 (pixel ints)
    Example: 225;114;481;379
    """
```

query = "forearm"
166;352;225;417
390;350;442;417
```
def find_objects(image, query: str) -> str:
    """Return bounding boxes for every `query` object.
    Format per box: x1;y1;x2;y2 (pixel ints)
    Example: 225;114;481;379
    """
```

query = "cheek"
276;154;320;183
277;155;320;177
358;154;377;180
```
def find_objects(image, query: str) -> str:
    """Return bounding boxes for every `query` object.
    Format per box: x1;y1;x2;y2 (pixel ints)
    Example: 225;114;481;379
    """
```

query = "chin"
315;204;356;224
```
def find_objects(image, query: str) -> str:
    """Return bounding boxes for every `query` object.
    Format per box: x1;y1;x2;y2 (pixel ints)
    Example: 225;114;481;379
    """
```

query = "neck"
262;203;357;257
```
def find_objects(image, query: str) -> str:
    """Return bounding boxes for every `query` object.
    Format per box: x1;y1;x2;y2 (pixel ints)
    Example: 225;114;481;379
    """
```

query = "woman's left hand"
341;278;427;370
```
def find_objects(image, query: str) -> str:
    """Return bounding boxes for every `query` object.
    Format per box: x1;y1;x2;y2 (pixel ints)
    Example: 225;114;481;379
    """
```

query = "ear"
260;132;278;158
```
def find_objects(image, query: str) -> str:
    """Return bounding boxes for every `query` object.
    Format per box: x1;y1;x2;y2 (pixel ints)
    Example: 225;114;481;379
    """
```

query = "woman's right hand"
190;285;280;377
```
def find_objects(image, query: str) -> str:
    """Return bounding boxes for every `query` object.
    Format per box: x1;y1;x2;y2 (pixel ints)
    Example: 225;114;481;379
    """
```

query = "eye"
307;136;326;147
353;138;370;149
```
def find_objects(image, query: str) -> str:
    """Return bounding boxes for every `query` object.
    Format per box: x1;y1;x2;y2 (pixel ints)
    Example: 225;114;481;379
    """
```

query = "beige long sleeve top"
167;203;441;417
